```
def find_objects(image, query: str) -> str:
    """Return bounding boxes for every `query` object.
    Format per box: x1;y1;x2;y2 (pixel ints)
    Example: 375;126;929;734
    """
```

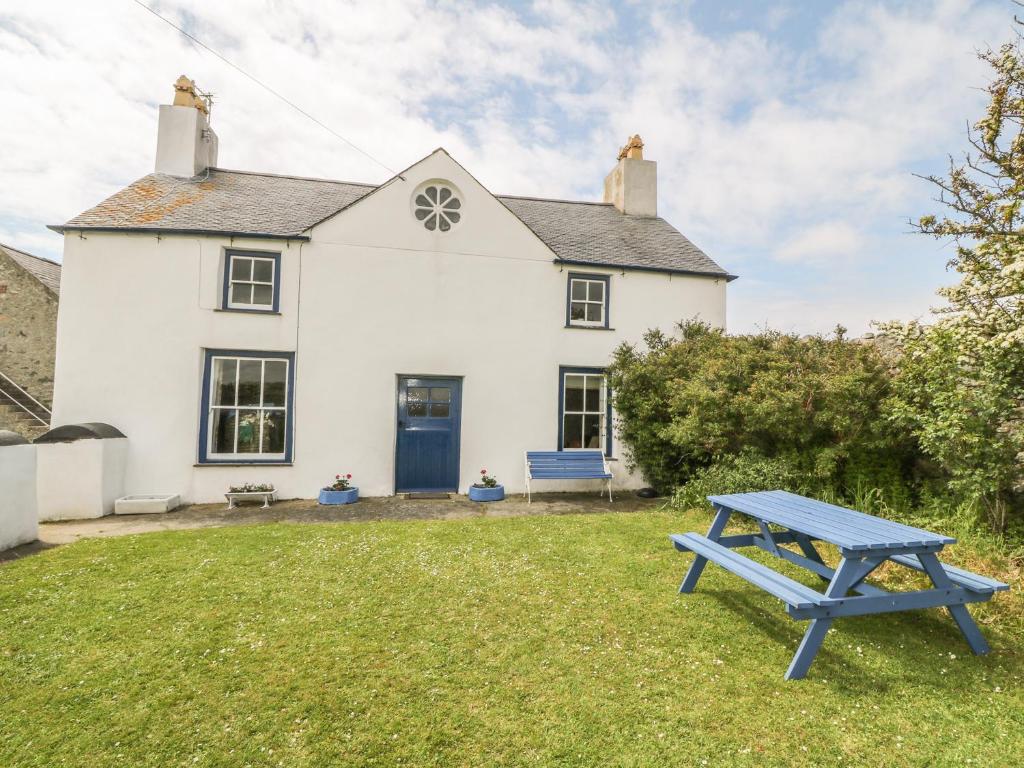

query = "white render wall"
52;152;726;502
0;443;38;550
36;438;128;521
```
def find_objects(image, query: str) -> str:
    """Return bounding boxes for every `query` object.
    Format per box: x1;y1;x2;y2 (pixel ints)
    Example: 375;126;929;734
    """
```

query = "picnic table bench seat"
888;554;1010;595
670;533;824;611
669;490;1008;680
524;450;613;503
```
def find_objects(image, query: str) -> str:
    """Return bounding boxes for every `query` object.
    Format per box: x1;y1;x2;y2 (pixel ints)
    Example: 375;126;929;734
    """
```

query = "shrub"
672;454;802;511
608;321;919;499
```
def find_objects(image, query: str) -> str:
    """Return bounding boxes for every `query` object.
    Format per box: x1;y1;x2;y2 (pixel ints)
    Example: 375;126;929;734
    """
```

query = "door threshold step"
404;492;452;500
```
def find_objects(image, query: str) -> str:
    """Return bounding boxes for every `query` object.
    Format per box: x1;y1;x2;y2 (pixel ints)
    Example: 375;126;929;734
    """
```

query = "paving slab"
1;492;663;562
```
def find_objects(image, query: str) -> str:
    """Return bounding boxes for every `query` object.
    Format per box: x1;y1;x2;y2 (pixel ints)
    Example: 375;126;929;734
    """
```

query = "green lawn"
1;510;1022;767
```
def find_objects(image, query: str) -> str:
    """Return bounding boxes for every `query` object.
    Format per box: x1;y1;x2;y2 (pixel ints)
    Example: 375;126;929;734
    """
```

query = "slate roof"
0;242;61;295
53;168;733;279
498;195;729;278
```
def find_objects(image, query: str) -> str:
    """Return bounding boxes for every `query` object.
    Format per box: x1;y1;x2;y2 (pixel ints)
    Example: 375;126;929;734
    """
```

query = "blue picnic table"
670;490;1008;680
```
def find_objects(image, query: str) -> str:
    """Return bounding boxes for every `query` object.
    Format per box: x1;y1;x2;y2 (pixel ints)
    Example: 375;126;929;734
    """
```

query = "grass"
1;509;1022;767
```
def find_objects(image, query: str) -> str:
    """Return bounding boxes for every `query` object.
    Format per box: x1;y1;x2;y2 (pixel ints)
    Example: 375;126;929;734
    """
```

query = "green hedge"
607;322;920;504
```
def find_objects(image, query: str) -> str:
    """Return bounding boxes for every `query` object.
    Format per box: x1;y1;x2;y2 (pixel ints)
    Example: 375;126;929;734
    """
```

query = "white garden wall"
36;438;127;521
0;440;38;551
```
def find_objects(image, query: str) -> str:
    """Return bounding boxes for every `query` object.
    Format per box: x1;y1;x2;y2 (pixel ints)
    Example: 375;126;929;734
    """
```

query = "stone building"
0;242;60;437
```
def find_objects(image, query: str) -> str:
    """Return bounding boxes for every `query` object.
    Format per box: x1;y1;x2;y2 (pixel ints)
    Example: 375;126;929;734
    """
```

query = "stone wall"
0;249;59;420
0;249;58;442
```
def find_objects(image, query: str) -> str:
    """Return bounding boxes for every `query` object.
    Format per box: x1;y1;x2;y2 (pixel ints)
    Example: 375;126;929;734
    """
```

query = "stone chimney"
154;75;219;177
603;134;657;217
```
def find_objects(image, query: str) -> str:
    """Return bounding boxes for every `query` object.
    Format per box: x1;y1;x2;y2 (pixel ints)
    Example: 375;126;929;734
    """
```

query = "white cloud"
0;0;1015;335
775;221;865;265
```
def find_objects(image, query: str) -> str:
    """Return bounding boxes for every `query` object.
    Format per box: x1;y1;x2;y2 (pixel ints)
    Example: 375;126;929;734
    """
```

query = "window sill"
564;324;615;331
195;462;293;467
214;307;281;316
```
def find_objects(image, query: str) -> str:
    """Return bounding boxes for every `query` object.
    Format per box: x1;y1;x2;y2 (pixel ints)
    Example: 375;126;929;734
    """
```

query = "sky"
0;0;1017;334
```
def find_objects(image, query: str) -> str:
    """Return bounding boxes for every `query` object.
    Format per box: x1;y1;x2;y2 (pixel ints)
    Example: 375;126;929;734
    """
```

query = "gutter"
553;259;739;282
47;225;310;242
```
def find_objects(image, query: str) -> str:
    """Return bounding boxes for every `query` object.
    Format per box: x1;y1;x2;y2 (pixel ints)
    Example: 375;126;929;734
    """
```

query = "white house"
48;78;733;503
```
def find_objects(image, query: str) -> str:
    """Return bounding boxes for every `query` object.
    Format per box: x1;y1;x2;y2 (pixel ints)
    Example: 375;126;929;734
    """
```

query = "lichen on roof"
53;168;733;279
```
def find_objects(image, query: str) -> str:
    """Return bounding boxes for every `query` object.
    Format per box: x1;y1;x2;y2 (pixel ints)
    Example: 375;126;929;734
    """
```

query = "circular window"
413;183;462;232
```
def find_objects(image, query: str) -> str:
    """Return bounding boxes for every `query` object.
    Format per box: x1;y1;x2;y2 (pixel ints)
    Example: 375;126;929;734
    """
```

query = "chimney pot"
155;74;219;177
604;134;657;217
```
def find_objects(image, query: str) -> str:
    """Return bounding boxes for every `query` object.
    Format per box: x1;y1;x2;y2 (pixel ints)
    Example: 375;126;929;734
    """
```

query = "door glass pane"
584;377;602;411
408;387;428;402
261;411;286;454
231;282;252;305
408;402;427;417
584;414;602;449
429;387;450;402
252;284;274;306
232;257;252;281
429;403;450;418
588;280;604;301
563;414;583;448
585;303;602;322
571;280;586;300
212;359;237;406
236;411;260;452
263;361;287;406
570;303;585;321
252;258;273;282
564;375;584;411
211;409;236;453
237;360;262;406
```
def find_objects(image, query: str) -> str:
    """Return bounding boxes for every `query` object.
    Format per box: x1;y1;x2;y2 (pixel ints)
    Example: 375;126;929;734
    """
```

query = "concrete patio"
2;491;663;562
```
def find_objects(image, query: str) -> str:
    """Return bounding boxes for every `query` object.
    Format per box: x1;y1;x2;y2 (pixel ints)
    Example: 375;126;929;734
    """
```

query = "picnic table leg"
916;552;991;655
785;556;863;680
793;532;830;583
678;505;731;594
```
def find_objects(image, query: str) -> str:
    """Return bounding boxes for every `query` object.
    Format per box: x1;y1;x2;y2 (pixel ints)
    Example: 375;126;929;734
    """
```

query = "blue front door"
395;377;462;492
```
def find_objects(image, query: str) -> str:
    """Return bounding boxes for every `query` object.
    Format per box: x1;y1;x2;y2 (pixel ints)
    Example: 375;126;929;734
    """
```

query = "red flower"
346;474;352;479
481;469;487;474
335;474;340;479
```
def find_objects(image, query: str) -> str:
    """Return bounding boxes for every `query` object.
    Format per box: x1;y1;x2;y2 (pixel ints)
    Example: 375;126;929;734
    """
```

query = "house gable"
306;149;558;264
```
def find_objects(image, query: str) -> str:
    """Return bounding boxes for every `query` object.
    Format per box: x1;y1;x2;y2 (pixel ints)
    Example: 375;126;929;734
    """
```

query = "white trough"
114;494;181;515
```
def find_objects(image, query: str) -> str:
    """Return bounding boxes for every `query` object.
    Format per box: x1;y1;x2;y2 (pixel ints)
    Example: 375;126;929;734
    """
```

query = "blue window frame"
558;366;612;457
565;272;610;328
222;250;281;313
198;349;295;464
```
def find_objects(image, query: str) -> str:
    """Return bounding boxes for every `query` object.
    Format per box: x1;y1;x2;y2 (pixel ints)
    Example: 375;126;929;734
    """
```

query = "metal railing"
0;370;51;426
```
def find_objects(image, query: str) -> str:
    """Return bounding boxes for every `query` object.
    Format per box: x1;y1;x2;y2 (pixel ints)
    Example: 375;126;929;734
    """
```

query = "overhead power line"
131;0;400;178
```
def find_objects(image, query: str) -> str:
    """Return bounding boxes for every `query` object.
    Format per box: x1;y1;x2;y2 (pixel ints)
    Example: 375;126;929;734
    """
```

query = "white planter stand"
115;494;181;515
225;490;277;509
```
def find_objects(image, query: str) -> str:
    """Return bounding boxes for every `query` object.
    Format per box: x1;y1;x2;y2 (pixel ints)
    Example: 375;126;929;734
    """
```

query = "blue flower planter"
319;487;359;505
468;484;504;502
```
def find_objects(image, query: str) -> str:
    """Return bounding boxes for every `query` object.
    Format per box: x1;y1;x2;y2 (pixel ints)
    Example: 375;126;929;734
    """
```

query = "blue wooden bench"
670;490;1008;680
524;450;613;503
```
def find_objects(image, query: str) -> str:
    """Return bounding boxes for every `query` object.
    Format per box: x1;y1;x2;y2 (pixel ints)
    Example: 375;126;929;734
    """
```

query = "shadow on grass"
0;538;59;564
698;586;1003;693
